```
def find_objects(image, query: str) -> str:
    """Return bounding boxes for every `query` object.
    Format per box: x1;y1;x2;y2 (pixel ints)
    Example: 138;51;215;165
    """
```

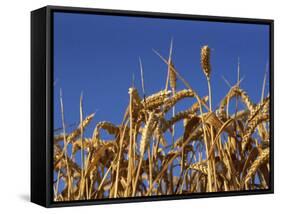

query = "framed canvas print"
31;5;274;207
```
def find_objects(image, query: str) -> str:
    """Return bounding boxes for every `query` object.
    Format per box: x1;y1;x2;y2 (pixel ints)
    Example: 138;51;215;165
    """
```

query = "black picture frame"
31;5;274;208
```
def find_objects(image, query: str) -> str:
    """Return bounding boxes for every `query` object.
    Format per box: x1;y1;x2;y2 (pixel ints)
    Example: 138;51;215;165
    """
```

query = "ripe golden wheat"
53;45;270;201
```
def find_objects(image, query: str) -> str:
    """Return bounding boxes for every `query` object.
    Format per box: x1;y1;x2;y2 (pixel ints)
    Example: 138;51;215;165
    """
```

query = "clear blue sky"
53;11;270;145
53;11;270;195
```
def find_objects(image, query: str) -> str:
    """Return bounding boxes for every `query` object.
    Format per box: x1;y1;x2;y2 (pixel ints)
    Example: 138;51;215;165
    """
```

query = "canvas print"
53;12;271;202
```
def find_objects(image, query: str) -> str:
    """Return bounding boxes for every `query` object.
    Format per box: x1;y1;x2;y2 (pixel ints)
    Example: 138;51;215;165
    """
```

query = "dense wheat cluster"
53;44;270;201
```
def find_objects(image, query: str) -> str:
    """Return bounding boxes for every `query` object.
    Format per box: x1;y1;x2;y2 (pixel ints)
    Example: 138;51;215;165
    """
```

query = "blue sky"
53;11;270;195
53;12;269;134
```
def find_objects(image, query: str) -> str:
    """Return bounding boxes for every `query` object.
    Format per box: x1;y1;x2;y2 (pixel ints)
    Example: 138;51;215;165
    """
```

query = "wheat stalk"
53;43;270;200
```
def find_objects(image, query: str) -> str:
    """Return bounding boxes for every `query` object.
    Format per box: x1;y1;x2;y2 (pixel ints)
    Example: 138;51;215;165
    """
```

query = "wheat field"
53;44;270;201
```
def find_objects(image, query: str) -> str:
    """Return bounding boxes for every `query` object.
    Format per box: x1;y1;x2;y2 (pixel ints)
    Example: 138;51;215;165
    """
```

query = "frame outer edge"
38;5;274;207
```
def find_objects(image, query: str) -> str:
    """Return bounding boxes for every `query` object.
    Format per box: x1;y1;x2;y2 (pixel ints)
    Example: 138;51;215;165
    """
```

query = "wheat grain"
201;45;211;78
